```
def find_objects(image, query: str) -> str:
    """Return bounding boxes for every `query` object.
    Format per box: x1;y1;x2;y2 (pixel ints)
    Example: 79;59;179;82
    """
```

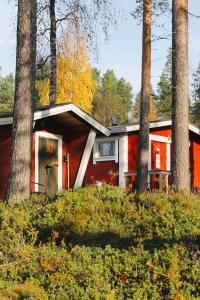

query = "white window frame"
93;137;119;164
34;131;63;192
148;134;171;188
149;134;172;172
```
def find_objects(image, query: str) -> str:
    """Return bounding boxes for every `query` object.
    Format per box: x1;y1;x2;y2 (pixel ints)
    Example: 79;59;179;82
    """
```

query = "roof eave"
0;103;110;136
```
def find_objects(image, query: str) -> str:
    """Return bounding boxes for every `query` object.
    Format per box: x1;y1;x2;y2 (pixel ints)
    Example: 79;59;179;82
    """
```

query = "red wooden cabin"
85;120;200;191
0;103;109;199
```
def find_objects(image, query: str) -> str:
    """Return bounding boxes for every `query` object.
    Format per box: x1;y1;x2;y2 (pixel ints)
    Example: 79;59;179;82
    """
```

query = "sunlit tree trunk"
5;0;37;202
171;0;190;192
137;0;152;192
49;0;57;104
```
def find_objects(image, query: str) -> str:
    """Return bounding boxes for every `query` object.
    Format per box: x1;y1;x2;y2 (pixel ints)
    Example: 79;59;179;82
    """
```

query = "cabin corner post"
119;133;128;188
74;129;97;188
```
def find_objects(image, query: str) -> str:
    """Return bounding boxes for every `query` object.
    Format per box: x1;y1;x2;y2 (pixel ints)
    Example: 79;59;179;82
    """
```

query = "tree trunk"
171;0;190;192
49;0;57;105
137;0;152;192
5;0;37;202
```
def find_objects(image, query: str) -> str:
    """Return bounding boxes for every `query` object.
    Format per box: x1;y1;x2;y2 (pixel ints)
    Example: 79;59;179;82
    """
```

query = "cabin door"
38;136;61;194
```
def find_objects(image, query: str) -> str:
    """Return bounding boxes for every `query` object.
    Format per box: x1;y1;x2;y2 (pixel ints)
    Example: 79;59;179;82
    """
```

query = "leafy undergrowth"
0;185;199;299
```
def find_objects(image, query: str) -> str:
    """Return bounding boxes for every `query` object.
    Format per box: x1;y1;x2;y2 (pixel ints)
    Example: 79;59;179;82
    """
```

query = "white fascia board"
110;121;200;136
189;124;200;135
109;125;127;133
125;120;172;132
0;117;13;125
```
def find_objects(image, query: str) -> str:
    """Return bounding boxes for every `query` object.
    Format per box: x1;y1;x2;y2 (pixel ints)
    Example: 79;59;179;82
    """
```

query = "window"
98;141;115;157
93;137;118;164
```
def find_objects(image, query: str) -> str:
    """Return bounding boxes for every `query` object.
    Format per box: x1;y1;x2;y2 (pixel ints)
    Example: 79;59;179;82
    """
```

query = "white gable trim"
0;103;110;136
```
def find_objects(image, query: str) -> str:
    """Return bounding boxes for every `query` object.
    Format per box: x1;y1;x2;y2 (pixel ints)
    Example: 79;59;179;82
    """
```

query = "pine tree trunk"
172;0;190;192
49;0;57;105
5;0;37;202
137;0;152;192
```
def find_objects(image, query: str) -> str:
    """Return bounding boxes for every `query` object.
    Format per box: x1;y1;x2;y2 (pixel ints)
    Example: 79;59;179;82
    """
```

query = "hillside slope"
0;185;199;299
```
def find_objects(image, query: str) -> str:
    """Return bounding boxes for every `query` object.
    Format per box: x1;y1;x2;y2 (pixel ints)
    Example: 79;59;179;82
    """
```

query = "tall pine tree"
171;0;190;192
156;48;172;119
5;0;37;202
191;62;200;126
92;69;133;125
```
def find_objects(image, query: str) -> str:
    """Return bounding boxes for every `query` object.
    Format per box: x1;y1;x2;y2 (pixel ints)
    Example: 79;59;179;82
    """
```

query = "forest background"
0;0;200;125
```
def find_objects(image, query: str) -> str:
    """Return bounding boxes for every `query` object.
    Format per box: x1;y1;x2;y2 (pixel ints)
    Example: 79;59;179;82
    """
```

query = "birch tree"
38;0;117;105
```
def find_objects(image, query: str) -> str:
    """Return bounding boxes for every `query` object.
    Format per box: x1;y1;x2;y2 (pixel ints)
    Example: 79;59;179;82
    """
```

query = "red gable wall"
0;125;12;199
33;118;90;191
0;118;90;199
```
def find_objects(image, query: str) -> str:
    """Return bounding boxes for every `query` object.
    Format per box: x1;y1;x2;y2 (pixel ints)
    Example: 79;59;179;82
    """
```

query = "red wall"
33;118;90;190
127;127;171;189
190;132;200;188
0;119;90;199
1;122;200;198
67;130;89;188
0;125;12;199
85;159;119;186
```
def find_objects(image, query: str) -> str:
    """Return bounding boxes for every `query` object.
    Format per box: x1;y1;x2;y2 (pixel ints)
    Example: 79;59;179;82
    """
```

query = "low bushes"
0;185;199;299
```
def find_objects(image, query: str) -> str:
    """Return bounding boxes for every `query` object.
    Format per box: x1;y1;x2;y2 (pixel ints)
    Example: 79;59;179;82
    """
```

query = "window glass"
98;141;115;157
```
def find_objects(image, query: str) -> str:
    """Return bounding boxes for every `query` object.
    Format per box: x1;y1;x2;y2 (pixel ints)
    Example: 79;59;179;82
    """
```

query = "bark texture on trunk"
137;0;152;192
49;0;57;105
5;0;37;202
172;0;190;192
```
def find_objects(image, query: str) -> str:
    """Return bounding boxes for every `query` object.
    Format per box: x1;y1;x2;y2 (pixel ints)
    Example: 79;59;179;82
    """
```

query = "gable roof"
0;103;110;136
109;120;200;136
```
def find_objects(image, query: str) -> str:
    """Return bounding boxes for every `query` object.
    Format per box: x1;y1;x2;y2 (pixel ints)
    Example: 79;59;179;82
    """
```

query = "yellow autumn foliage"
36;36;96;113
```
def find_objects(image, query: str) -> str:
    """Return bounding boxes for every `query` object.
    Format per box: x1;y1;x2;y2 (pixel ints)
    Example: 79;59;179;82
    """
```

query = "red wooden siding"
1;120;200;198
67;130;89;188
33;118;90;190
151;141;167;170
151;141;167;189
85;158;119;186
0;117;90;198
189;132;200;188
0;125;12;199
150;127;171;138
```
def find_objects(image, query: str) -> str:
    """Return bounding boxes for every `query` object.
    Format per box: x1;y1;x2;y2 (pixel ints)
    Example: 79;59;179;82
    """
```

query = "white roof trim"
189;124;200;135
0;117;13;125
110;120;200;136
0;103;110;136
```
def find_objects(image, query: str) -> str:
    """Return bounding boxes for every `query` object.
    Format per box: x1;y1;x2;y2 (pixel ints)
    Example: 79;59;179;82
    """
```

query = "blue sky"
0;0;200;97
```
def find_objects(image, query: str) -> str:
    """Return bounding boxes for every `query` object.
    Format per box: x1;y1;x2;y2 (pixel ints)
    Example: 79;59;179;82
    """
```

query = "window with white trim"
93;137;118;164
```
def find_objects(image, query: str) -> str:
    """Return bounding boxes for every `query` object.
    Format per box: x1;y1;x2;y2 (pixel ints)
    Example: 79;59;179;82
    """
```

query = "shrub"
0;185;199;299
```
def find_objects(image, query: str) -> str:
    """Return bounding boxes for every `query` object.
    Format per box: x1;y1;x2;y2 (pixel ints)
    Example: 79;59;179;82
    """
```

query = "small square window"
93;138;118;164
98;141;115;157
